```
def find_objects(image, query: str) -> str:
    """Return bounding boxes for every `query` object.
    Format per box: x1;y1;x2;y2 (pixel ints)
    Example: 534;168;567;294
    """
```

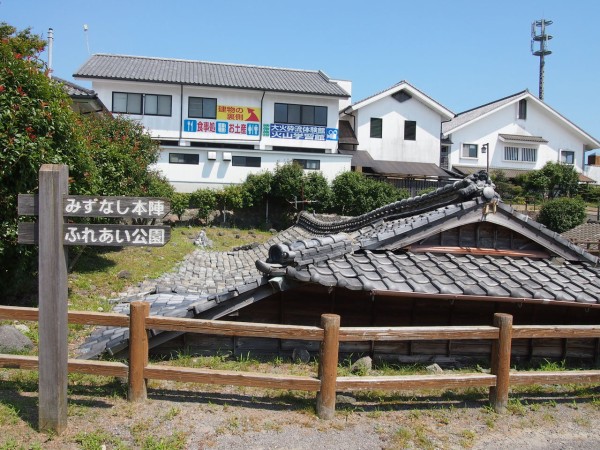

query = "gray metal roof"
498;133;548;144
74;54;350;97
442;91;527;135
338;150;452;178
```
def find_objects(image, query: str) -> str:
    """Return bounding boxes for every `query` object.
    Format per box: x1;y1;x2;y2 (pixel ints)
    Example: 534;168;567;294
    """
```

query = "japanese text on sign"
216;105;261;122
269;124;327;141
63;225;170;247
63;196;169;218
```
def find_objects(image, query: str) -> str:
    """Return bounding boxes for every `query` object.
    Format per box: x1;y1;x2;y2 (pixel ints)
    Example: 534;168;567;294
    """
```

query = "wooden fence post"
316;314;340;420
489;313;513;413
38;164;69;434
128;301;150;402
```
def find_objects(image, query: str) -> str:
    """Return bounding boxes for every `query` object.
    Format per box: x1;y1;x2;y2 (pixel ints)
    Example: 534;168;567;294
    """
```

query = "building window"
169;153;199;164
274;103;327;126
521;147;537;162
232;156;261;167
461;143;478;158
370;118;382;138
561;150;575;165
144;94;172;116
112;92;142;114
404;120;416;140
188;97;217;119
504;146;519;161
517;99;527;120
293;159;320;170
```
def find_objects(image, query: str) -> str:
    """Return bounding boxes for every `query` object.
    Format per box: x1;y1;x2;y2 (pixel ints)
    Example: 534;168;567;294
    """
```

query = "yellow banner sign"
217;105;261;122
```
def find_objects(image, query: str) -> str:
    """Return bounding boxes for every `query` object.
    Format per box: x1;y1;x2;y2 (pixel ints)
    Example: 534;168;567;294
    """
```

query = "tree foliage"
523;162;579;199
537;197;586;233
0;22;173;300
331;171;404;216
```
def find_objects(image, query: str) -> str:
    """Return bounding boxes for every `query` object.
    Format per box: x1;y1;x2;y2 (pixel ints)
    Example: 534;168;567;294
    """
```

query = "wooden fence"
2;303;600;422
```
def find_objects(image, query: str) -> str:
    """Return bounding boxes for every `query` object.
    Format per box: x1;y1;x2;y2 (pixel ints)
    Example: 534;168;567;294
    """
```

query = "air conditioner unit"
179;139;191;147
223;152;232;161
207;151;217;160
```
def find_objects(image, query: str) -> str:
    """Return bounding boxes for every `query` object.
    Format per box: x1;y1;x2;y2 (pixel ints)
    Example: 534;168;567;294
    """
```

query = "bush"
169;192;190;220
189;188;217;224
537;197;586;233
331;172;404;216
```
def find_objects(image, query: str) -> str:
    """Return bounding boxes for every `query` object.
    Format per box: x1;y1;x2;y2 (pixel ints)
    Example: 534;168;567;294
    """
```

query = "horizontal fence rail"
1;303;600;419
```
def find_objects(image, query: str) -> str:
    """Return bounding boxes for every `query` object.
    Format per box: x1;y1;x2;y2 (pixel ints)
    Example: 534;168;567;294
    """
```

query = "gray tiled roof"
74;54;350;97
338;150;453;178
442;90;527;135
79;172;600;359
278;250;600;304
53;77;97;97
498;133;548;144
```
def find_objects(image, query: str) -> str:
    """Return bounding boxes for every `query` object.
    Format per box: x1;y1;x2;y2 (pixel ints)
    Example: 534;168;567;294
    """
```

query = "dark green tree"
523;162;579;199
331;172;403;216
0;23;95;300
537;197;586;233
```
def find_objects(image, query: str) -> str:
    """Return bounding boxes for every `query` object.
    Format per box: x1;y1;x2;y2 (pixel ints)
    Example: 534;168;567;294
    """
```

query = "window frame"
232;155;261;167
188;97;217;119
504;146;519;161
370;117;383;138
517;99;527;120
404;120;417;141
144;94;172;116
273;103;328;126
561;150;575;165
521;147;537;163
112;92;143;115
293;159;321;170
169;153;199;165
461;143;478;159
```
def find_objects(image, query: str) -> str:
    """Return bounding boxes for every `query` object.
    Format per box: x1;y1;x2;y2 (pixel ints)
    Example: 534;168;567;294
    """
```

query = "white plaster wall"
91;80;342;152
353;95;442;164
447;100;587;172
154;147;352;192
584;164;600;184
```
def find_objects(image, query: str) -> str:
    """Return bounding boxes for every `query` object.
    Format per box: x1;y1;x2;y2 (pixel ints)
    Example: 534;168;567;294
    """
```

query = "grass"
67;226;272;312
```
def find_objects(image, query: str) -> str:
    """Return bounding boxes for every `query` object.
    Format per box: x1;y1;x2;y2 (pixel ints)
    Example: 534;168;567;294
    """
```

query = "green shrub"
169;192;190;220
537;197;586;233
189;188;217;223
331;171;404;216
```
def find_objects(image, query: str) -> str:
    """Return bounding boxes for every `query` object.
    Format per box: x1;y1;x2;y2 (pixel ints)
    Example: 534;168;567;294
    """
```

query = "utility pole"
531;19;553;101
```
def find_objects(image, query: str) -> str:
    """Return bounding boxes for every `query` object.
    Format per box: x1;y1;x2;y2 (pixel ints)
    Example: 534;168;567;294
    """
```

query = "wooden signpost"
18;164;171;434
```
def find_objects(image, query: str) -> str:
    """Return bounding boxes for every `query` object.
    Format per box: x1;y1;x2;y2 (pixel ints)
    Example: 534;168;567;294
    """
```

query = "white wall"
154;146;352;192
91;80;342;152
353;95;442;164
448;99;587;173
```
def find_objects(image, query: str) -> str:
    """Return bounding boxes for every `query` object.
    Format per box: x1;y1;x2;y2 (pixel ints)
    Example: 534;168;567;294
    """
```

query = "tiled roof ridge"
296;171;497;234
89;53;326;75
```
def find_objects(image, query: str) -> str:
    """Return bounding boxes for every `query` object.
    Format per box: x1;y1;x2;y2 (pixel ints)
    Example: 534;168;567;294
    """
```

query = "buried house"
79;172;600;365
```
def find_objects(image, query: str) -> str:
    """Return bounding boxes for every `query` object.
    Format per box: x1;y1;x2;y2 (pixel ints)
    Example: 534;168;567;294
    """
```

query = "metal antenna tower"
531;19;553;100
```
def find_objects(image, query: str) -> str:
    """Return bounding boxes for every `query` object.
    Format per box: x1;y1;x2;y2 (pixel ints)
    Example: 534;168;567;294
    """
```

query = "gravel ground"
2;378;600;449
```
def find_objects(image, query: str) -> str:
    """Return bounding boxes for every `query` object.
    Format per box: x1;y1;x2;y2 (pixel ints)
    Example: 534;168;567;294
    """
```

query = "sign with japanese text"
63;224;170;247
266;124;338;141
63;196;169;218
183;119;260;137
216;105;260;122
18;193;172;247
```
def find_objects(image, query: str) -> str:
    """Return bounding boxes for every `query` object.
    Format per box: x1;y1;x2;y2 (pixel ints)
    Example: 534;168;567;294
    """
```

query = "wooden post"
489;313;513;413
128;301;150;402
316;314;340;420
38;164;69;434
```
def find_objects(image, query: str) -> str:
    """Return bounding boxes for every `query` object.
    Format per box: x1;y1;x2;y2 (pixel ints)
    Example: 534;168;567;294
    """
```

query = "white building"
338;81;455;180
74;54;352;192
442;90;600;181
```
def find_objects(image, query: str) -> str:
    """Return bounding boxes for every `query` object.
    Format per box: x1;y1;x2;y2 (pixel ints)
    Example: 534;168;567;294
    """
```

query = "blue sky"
2;0;599;141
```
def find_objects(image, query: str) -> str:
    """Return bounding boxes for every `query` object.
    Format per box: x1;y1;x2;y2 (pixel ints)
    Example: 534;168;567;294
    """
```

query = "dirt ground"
2;375;600;450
